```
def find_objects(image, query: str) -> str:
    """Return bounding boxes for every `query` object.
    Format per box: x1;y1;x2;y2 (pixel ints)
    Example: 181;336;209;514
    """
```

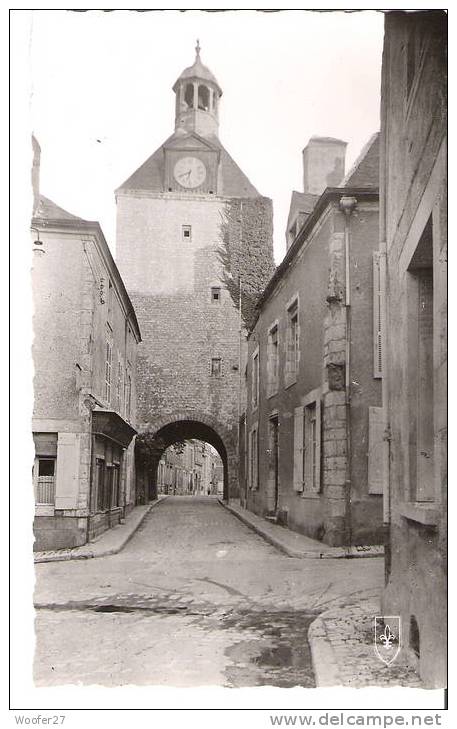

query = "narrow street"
34;497;383;688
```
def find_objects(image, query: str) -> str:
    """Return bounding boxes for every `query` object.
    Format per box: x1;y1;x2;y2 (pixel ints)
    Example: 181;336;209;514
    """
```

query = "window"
373;253;385;378
116;359;123;412
104;335;113;403
96;458;106;511
251;349;259;409
211;286;221;303
249;426;259;490
293;390;321;495
109;464;120;508
35;458;56;505
407;219;434;502
33;432;57;507
182;225;192;241
285;299;299;386
211;358;222;376
267;323;279;396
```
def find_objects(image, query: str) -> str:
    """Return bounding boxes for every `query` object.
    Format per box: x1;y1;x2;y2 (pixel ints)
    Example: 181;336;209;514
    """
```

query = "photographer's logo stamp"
374;616;401;665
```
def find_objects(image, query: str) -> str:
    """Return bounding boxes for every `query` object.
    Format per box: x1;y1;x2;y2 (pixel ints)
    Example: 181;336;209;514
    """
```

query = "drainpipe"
339;195;357;548
379;51;391;529
237;276;243;507
86;429;95;545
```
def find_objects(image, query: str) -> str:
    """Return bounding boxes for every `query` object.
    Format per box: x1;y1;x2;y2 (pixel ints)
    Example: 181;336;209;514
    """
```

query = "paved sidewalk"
34;497;168;563
308;595;423;688
222;499;384;559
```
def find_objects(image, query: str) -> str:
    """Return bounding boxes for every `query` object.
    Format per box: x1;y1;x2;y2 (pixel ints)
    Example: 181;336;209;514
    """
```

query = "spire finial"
195;39;201;58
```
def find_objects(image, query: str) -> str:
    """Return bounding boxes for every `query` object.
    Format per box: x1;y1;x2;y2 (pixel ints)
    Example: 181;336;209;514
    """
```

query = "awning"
92;408;137;449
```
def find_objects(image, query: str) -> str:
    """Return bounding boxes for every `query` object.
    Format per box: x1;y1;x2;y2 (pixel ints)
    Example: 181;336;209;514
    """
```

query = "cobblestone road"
34;497;383;688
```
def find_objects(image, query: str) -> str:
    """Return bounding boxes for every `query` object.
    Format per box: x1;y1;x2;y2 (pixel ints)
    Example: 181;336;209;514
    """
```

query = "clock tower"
115;43;274;502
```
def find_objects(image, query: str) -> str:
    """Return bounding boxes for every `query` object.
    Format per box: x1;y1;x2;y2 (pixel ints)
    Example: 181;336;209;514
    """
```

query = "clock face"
173;156;207;189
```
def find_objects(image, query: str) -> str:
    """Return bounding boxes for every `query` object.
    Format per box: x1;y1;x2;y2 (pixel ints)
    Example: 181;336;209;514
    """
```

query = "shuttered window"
267;323;279;396
373;252;385;378
285;299;299;386
293;406;304;492
249;426;259;490
294;393;322;494
368;406;385;495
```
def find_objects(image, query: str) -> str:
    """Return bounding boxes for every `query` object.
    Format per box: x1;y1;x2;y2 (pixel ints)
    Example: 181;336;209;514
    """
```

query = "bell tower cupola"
173;41;222;138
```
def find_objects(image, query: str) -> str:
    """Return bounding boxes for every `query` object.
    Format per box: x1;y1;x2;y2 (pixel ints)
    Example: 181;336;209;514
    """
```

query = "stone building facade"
380;11;447;687
241;134;384;547
115;44;274;500
32;140;141;550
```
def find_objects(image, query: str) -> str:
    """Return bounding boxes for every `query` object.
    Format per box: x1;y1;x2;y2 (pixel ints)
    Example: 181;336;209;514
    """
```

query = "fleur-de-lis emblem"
379;624;395;650
374;616;401;665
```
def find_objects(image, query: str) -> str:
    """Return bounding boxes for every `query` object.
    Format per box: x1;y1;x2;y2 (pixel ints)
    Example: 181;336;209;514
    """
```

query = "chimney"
302;136;347;195
32;135;41;215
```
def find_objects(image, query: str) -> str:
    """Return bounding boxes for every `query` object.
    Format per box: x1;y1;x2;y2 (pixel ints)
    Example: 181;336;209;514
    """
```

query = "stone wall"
380;10;447;688
243;195;382;546
32;226;140;549
116;191;274;499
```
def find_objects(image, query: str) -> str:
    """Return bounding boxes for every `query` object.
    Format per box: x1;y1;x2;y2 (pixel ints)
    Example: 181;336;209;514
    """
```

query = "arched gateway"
134;410;236;503
115;45;274;507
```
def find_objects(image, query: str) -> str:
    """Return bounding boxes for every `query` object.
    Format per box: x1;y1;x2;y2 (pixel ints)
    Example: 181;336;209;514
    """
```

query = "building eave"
32;216;142;343
250;187;379;330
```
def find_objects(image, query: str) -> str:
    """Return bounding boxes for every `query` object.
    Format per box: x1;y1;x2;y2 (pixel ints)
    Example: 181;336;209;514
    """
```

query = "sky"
29;9;384;264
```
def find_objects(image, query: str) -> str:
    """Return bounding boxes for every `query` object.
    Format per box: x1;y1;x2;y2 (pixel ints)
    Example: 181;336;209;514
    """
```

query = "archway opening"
157;440;223;498
134;419;230;504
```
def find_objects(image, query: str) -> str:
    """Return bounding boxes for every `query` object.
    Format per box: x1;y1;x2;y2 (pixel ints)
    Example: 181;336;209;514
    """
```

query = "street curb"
308;616;342;687
219;500;383;560
34;497;168;563
219;499;299;558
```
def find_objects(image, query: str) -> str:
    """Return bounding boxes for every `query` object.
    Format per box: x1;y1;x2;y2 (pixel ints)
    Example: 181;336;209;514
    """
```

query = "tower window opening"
182;225;192;241
198;84;210;111
211;358;222;376
184;83;194;109
211;287;221;303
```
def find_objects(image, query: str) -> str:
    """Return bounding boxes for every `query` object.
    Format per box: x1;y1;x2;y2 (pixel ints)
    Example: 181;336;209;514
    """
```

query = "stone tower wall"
116;190;274;498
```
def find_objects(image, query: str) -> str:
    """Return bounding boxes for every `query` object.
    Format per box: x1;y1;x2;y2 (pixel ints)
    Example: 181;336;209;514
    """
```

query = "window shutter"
286;322;294;378
293;406;304;491
55;433;80;509
368;406;385;494
311;398;322;493
373;252;385;378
